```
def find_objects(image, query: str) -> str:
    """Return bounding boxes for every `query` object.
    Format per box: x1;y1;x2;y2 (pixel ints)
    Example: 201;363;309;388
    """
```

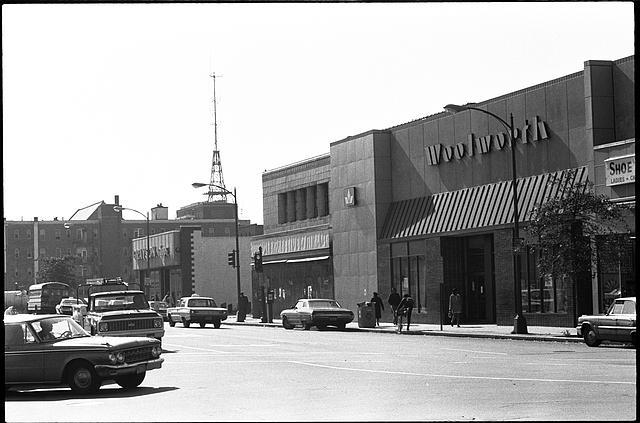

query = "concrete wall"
193;232;253;308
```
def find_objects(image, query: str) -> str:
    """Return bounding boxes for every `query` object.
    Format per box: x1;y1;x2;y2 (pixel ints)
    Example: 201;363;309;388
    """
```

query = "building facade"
4;196;262;310
254;55;635;327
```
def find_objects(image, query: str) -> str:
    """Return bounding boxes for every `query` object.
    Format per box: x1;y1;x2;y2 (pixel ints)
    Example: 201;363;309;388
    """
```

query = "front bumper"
576;326;582;336
95;358;164;378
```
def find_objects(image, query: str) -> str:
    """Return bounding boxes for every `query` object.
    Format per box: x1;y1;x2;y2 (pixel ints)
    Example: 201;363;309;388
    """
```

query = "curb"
223;321;583;343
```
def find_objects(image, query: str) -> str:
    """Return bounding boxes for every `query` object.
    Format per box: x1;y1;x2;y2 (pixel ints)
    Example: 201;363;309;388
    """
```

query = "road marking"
162;343;229;353
442;348;507;355
289;361;635;385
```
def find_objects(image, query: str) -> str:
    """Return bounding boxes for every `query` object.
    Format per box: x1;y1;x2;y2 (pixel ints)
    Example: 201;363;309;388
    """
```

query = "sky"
2;2;635;225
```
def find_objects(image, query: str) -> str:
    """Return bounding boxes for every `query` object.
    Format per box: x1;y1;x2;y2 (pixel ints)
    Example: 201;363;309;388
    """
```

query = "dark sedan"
577;297;637;347
280;299;354;330
4;314;163;394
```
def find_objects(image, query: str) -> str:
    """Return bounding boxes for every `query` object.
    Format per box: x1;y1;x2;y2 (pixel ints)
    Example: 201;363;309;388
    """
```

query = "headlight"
152;346;162;357
108;353;117;364
116;352;125;363
154;318;163;328
98;322;109;332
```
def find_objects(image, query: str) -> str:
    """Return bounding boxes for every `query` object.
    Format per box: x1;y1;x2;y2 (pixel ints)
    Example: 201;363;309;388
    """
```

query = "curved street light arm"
113;205;148;220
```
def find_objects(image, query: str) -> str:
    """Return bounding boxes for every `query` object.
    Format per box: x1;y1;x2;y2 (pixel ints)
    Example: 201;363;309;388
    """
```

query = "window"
622;300;635;315
39;229;46;240
67;248;72;256
27;268;32;276
27;230;31;239
39;248;46;258
55;230;61;240
93;229;98;239
56;248;61;257
123;230;128;239
27;249;33;259
134;228;142;238
522;248;568;314
208;227;215;236
14;230;19;239
15;248;20;258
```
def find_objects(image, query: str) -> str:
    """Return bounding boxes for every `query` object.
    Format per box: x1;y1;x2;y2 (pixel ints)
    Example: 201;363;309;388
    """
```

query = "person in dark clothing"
237;292;250;323
396;293;415;333
387;287;401;325
370;292;384;326
448;288;463;327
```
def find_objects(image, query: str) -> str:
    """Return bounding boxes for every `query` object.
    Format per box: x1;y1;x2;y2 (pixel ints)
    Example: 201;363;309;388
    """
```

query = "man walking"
388;287;401;325
370;292;384;326
448;288;463;327
396;293;414;333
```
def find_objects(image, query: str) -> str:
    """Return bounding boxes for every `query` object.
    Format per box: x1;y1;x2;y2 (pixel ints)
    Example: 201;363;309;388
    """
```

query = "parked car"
167;295;228;328
577;296;637;347
4;314;163;394
148;301;169;321
280;299;354;330
56;297;86;315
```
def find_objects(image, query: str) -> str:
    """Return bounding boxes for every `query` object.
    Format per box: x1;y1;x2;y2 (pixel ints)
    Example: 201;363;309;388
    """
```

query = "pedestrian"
387;287;401;325
237;292;249;322
449;288;463;327
370;292;384;326
396;293;415;333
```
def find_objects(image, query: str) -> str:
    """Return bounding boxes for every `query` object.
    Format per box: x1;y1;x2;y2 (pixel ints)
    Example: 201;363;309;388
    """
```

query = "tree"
527;169;630;318
37;255;79;290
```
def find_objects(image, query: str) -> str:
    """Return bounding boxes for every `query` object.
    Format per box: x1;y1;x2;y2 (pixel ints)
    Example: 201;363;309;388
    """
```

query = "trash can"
357;302;376;328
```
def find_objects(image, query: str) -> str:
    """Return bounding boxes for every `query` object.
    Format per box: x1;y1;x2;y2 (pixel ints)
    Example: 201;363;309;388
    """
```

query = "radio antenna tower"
205;72;228;202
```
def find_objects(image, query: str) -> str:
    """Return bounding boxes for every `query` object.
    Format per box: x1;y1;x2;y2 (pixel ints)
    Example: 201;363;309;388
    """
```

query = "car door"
614;300;636;342
4;323;44;383
599;300;624;339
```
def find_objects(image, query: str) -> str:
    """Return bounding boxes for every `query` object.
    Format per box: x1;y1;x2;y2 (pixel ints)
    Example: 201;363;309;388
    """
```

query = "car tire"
337;323;346;331
303;323;312;331
317;324;327;331
115;373;146;390
67;362;101;394
199;322;207;328
282;317;294;330
182;318;190;328
168;316;175;327
213;320;221;328
583;326;601;347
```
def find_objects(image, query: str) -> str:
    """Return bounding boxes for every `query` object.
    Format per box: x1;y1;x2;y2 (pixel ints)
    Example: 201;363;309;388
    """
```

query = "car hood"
88;310;161;319
52;335;159;349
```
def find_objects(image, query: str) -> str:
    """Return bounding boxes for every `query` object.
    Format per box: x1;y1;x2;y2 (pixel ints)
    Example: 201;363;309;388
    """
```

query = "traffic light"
227;250;236;268
254;246;263;273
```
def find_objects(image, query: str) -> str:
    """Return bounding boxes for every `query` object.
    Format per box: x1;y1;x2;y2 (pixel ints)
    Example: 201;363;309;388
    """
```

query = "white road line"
442;348;507;355
162;343;229;353
289;361;635;385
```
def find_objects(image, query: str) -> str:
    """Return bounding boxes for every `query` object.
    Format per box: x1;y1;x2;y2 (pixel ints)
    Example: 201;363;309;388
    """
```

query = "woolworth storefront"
254;55;635;327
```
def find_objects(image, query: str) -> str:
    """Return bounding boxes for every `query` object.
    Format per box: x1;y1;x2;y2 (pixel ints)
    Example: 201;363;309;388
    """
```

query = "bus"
27;282;71;314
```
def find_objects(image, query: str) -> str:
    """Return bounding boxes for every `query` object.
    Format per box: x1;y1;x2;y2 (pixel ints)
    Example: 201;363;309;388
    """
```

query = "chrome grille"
123;346;154;364
107;318;156;332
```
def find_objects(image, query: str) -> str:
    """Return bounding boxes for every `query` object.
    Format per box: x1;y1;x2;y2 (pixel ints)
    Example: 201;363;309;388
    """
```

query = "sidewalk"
224;315;582;343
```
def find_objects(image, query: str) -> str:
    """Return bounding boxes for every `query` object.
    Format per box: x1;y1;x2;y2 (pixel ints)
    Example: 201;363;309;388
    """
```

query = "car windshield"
92;293;149;312
308;300;341;308
31;316;89;341
188;298;217;307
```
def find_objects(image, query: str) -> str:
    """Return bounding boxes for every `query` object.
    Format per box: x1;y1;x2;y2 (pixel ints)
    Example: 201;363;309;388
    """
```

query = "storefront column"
316;183;328;216
425;238;444;324
306;185;317;219
296;188;306;221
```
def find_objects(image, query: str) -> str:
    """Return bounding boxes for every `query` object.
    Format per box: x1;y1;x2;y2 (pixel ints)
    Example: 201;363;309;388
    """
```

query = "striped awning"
380;167;588;240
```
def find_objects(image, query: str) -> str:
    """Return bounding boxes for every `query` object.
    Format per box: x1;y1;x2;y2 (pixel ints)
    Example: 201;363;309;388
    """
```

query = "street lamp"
113;205;150;294
444;103;528;334
192;182;241;311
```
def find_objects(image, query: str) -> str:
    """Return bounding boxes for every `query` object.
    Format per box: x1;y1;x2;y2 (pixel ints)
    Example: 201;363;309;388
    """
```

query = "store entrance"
442;234;495;324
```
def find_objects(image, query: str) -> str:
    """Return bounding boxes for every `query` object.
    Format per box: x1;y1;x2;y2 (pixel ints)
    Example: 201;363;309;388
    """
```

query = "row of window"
277;182;330;224
10;226;171;242
12;247;94;261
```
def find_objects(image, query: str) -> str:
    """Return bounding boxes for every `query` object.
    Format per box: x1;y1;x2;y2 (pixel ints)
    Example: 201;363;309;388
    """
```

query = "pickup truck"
167;295;228;328
73;290;164;340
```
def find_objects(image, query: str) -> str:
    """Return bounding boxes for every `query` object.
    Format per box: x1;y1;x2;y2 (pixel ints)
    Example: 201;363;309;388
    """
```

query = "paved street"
5;323;636;422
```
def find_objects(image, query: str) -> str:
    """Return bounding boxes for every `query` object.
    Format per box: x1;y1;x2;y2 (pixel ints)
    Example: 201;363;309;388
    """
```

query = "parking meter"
266;289;274;323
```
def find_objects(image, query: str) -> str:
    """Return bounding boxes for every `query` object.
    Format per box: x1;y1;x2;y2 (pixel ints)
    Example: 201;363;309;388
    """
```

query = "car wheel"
115;373;146;390
213;320;221;328
168;315;175;327
317;324;327;331
631;332;638;348
67;362;101;394
182;318;190;328
337;323;346;331
583;326;601;347
303;323;312;330
199;322;207;328
282;317;294;330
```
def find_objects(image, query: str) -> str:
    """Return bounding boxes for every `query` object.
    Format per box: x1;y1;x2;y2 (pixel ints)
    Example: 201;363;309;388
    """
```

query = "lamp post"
192;182;241;311
444;103;528;334
113;205;150;295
